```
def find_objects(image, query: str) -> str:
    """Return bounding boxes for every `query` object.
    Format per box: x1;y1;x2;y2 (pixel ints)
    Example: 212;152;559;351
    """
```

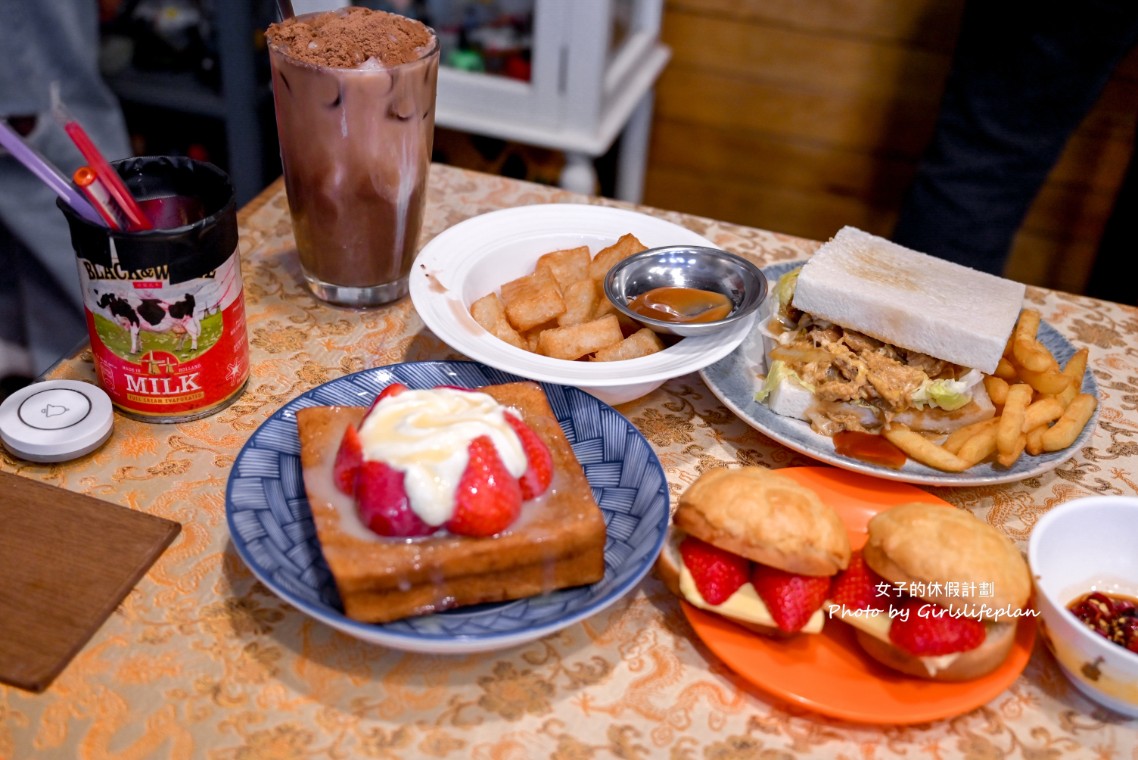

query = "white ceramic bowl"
409;204;760;405
1028;496;1138;717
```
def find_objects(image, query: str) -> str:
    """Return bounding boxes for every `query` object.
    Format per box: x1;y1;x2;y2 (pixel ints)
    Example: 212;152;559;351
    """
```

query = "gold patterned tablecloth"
3;164;1137;758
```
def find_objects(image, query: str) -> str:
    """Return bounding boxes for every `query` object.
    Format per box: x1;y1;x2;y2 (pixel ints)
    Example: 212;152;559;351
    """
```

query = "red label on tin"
79;250;249;419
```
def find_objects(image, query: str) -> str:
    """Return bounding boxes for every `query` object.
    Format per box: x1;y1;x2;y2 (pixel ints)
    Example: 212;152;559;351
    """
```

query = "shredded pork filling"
770;317;963;434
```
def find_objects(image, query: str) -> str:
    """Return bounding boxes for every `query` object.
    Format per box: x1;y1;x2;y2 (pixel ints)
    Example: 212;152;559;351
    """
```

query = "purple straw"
0;120;104;225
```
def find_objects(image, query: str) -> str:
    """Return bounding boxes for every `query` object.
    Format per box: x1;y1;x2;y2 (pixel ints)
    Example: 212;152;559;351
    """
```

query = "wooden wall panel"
644;0;1138;295
647;121;916;202
666;0;963;48
662;15;953;101
653;68;940;155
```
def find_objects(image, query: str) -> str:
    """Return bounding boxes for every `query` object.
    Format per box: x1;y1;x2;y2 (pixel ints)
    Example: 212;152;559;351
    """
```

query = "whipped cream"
679;565;825;634
356;388;527;525
827;603;962;675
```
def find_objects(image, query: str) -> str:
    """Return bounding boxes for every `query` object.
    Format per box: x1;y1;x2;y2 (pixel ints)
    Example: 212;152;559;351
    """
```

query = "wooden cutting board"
0;470;180;692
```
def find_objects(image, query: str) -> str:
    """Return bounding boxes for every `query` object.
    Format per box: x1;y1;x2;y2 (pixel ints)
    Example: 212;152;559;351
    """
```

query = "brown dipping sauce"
1068;591;1138;653
832;430;908;469
626;286;733;324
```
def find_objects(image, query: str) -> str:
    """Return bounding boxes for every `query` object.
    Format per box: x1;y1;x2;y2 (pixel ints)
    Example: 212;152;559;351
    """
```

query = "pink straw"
51;84;152;231
0;120;103;225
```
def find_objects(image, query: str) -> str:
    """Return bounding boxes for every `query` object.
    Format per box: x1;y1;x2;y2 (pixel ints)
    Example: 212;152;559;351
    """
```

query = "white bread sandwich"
655;467;851;636
755;226;1026;436
827;503;1031;681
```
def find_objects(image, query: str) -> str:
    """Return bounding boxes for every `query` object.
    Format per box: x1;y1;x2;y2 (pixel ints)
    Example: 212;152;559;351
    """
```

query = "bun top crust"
863;503;1031;616
673;467;851;576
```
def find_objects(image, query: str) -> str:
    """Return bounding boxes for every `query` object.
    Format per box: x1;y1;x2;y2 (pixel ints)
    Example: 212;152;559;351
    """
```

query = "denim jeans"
891;0;1138;282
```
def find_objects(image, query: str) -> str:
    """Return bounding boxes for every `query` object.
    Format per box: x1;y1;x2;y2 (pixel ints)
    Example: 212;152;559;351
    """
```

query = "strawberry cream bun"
656;467;851;636
828;502;1032;681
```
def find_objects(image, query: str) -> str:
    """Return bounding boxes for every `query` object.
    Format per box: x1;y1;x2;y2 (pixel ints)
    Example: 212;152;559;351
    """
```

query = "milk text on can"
59;157;250;421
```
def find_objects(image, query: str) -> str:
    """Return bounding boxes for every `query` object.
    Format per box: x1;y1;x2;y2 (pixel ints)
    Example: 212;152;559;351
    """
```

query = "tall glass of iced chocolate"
266;8;439;307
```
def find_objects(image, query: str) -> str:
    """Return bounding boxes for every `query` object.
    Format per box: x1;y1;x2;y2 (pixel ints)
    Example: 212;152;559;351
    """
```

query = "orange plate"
681;466;1036;725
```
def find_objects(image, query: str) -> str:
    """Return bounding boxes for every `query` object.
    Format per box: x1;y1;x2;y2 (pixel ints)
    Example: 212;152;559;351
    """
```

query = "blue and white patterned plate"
700;261;1100;487
225;361;669;653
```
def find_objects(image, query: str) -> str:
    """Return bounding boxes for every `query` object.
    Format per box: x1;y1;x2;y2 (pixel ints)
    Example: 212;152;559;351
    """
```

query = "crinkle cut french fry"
1013;308;1042;347
995;357;1018;382
957;423;1000;466
1010;307;1059;373
943;417;998;455
983;375;1009;407
1058;347;1089;406
1013;337;1054;373
1015;365;1072;396
1022;397;1065;432
1041;393;1097;452
883;424;971;472
1025;423;1047;456
996;433;1027;468
997;383;1032;459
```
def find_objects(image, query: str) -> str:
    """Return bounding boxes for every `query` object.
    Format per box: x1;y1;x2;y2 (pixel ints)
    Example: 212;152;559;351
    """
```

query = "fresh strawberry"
503;411;553;499
446;435;522;537
379;382;408;400
829;552;893;611
332;424;363;495
365;382;409;416
679;537;750;605
888;597;986;656
751;564;833;633
355;460;437;537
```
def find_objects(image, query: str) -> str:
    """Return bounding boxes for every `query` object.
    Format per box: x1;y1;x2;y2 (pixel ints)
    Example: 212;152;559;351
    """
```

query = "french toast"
296;381;607;623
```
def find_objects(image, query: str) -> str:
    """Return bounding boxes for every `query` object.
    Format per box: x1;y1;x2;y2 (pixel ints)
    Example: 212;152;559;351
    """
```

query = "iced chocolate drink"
266;8;439;306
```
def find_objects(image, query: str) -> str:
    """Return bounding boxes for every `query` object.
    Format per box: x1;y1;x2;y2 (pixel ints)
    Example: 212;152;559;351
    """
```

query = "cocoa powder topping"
267;7;434;68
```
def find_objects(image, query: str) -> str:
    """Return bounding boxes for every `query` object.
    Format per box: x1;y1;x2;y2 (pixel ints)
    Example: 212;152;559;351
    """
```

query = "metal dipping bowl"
603;245;768;337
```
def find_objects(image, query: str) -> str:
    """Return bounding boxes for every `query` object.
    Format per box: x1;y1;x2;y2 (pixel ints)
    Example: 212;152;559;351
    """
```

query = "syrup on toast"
296;381;606;623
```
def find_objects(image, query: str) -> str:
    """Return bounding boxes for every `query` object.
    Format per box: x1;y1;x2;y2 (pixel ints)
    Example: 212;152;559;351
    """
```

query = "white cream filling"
679;565;825;634
827;603;963;675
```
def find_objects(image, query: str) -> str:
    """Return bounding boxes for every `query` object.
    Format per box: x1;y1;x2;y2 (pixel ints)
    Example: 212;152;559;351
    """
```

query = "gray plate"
699;261;1099;487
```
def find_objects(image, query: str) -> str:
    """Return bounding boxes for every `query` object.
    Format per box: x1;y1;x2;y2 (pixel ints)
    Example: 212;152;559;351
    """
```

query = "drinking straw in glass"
51;86;152;231
73;166;124;230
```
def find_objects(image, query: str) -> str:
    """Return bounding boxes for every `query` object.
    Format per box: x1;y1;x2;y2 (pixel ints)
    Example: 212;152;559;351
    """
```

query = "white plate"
225;361;670;653
409;204;758;405
699;261;1100;487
